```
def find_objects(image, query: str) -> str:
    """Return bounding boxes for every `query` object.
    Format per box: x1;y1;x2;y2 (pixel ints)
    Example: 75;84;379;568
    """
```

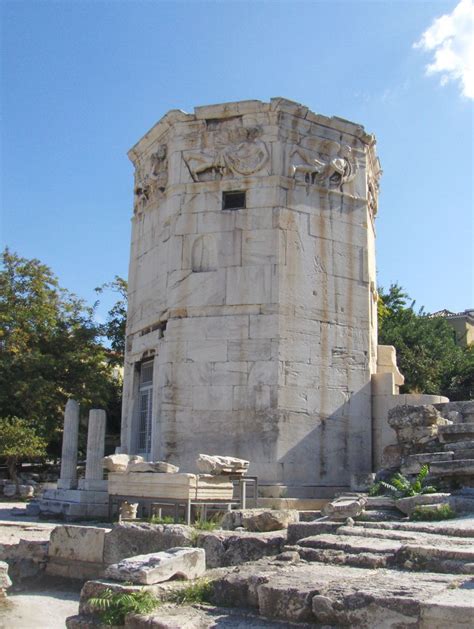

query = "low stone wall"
0;538;49;582
45;520;287;579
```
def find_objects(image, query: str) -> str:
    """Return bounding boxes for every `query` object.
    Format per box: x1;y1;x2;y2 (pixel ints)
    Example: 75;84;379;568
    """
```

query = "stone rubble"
196;454;249;476
0;560;12;597
221;509;299;532
125;461;179;474
105;547;206;585
322;496;366;519
102;453;144;473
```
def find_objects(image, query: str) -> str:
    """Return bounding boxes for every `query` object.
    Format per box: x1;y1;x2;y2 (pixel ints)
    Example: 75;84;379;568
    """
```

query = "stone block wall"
120;98;381;494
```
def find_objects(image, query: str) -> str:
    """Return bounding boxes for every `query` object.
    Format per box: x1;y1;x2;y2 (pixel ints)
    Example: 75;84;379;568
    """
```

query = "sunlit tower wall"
120;98;381;496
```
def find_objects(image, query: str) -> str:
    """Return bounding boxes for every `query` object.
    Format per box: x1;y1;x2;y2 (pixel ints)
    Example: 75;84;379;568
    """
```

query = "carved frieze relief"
367;178;379;218
134;144;168;212
289;143;358;189
183;126;269;182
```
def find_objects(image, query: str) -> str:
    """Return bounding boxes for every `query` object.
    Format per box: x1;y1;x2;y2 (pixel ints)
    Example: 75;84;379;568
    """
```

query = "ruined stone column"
57;399;80;490
82;409;107;490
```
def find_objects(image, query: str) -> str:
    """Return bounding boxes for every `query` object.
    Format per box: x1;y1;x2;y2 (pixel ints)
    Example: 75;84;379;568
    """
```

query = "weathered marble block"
104;547;206;584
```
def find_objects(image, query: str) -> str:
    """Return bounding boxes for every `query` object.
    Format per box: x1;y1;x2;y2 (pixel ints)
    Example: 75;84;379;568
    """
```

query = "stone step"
297;510;322;522
287;521;340;544
438;423;474;442
67;606;314;628
293;531;474;574
443;439;474;451
429;459;474;477
296;533;402;555
401;451;454;474
355;508;405;522
211;559;474;626
452;448;474;460
353;519;474;538
395;543;474;574
286;543;389;569
340;524;474;551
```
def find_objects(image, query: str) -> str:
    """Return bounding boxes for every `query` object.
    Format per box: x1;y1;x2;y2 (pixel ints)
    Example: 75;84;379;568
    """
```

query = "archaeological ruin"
5;99;474;629
118;97;445;497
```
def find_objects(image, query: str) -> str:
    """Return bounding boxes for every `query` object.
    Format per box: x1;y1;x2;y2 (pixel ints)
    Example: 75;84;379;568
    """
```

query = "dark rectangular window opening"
222;190;246;210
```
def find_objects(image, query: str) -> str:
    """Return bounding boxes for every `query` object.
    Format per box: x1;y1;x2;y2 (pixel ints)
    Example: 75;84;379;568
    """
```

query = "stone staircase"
399;420;474;488
286;520;474;574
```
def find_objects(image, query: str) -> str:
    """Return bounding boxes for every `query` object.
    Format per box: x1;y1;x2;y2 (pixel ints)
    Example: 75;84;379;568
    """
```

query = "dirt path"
0;578;81;629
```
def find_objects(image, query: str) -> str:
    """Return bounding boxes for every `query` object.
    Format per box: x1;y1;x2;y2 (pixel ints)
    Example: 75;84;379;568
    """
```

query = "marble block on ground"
125;461;179;474
48;525;109;563
108;472;233;500
102;454;144;473
104;547;206;584
196;454;249;475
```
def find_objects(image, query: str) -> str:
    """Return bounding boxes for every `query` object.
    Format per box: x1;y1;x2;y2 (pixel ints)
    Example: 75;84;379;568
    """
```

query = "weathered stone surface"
103;523;194;565
322;496;366;519
19;484;35;498
58;399;80;490
84;409;106;483
287;521;340;545
438;423;474;442
196;454;249;475
395;493;451;516
3;484;17;498
102;454;143;473
388;404;452;454
48;525;108;564
105;547;206;584
66;615;105;628
211;558;473;626
0;560;12;594
429;459;474;477
129;604;313;629
401;452;454;475
126;461;179;474
121;98;379;493
197;531;285;568
221;509;299;532
2;538;49;582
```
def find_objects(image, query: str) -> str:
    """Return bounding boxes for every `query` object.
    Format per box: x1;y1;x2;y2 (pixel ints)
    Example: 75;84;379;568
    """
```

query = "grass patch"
166;579;214;605
193;519;219;531
410;504;456;521
88;588;159;625
148;515;178;525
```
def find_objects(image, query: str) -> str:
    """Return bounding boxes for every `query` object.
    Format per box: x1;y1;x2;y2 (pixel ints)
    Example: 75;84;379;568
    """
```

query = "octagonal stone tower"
120;98;381;496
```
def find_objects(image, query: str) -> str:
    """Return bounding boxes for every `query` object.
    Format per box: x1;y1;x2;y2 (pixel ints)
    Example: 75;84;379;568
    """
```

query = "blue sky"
1;0;472;319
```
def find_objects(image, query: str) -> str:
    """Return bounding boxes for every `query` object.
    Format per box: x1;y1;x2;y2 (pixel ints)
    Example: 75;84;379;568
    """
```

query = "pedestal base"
36;487;109;520
78;479;108;491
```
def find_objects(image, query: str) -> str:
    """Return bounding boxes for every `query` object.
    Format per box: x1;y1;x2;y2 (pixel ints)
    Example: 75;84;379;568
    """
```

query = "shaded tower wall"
120;98;381;495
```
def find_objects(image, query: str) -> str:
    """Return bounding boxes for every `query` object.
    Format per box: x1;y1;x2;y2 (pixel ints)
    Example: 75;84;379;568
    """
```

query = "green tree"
95;276;127;360
378;283;473;400
0;417;47;486
0;249;122;452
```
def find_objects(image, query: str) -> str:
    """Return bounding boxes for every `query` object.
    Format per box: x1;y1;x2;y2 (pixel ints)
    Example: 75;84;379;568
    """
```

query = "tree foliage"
378;283;474;400
0;417;47;482
0;249;124;452
95;276;127;360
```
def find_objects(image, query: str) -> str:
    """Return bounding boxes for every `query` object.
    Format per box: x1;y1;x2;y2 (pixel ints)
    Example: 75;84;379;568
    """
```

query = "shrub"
166;579;213;605
88;588;159;625
410;504;456;521
369;465;437;499
148;515;176;525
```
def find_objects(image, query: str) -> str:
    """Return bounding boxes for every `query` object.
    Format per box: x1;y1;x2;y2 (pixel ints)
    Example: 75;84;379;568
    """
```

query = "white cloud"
414;0;474;99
